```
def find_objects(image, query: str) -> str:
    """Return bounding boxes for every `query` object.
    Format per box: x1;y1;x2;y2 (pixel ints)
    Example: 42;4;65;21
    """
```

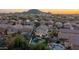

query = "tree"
30;39;49;50
48;27;59;37
34;22;40;28
8;34;30;50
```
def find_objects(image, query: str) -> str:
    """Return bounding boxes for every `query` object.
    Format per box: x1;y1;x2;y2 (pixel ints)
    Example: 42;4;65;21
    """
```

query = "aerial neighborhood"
0;9;79;50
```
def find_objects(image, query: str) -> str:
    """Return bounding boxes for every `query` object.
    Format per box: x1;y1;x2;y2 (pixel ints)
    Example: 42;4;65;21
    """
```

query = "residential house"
35;24;49;37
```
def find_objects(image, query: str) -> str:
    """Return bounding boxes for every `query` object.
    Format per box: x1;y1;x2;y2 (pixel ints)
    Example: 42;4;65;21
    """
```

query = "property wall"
58;29;79;50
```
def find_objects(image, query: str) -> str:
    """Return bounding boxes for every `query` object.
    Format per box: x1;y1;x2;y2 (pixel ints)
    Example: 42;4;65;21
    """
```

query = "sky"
0;9;79;14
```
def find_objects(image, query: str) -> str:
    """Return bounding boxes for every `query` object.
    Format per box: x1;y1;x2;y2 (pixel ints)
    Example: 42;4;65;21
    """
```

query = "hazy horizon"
0;9;79;14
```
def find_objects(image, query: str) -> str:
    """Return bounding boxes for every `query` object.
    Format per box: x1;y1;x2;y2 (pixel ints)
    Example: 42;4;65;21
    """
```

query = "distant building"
34;20;38;22
63;22;74;30
55;22;63;28
64;22;71;29
26;19;30;22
